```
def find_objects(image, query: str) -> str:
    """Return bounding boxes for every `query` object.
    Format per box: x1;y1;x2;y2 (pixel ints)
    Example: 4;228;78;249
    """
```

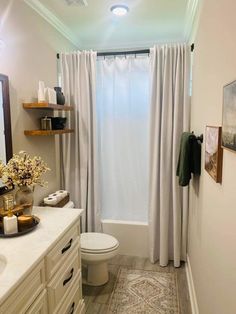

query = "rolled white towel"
49;193;61;202
55;190;68;200
44;196;58;206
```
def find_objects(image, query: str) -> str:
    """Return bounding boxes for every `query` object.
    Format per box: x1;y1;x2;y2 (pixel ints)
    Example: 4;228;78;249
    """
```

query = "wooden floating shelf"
23;102;73;111
24;129;74;136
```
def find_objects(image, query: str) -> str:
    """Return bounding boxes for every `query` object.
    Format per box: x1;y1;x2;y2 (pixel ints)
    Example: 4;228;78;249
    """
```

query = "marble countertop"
0;206;84;305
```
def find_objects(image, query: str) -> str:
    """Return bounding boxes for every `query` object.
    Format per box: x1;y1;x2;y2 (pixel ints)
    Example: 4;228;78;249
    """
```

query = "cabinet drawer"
0;260;45;314
26;289;47;314
47;248;80;312
75;300;85;314
57;272;83;314
46;222;80;280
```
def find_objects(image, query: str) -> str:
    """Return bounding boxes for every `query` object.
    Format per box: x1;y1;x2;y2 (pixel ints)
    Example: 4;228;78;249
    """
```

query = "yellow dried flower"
0;152;50;188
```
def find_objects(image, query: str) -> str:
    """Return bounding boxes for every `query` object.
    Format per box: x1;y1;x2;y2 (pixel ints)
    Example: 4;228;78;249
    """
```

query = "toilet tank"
63;201;75;208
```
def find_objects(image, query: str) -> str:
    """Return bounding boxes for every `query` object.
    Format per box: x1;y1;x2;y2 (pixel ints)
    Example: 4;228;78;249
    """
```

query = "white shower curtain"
149;44;190;267
60;51;101;232
96;56;150;222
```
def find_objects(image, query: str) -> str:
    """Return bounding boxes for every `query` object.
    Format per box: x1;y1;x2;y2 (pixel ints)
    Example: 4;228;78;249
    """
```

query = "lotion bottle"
3;210;18;235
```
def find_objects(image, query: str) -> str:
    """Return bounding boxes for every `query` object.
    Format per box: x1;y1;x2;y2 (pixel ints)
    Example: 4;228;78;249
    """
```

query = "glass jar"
15;186;34;215
3;194;14;212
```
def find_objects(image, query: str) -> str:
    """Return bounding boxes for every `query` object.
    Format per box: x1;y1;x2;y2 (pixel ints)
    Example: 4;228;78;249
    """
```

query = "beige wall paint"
189;0;236;313
0;0;76;204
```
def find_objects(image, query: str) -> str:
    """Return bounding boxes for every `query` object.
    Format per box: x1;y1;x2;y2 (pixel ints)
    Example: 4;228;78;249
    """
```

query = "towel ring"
191;132;203;143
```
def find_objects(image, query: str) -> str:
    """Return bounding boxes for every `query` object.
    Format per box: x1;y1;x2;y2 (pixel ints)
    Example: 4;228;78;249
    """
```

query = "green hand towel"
176;132;201;186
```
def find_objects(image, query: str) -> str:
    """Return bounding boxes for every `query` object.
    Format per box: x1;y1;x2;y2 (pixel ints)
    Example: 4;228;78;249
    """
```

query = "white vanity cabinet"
26;290;48;314
0;207;85;314
0;260;46;314
46;222;84;314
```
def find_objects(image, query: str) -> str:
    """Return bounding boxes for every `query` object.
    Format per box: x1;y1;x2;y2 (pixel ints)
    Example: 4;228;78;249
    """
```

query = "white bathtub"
101;219;149;258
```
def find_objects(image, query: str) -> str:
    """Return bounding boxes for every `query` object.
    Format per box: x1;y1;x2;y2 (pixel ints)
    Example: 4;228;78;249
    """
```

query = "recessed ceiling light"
111;4;129;16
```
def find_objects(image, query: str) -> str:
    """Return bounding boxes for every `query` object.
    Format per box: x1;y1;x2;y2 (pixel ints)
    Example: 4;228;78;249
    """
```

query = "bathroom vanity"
0;206;84;314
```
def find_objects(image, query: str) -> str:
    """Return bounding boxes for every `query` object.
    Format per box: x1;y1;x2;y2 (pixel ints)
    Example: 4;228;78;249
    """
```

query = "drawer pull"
63;268;74;286
61;238;73;254
69;302;75;314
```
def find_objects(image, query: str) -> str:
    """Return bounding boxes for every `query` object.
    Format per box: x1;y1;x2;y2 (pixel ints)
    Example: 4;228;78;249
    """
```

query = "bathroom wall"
0;0;76;203
188;0;236;313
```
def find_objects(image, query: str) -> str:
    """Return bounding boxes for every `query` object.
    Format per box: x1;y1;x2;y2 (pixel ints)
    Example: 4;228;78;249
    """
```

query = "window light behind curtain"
96;55;150;222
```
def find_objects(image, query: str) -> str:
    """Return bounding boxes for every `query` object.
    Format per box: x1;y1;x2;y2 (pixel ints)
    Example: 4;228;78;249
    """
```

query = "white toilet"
62;202;119;286
81;232;119;286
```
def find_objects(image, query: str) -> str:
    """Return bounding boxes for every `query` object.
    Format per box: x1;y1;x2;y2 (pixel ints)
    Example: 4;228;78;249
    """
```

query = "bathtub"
101;219;149;258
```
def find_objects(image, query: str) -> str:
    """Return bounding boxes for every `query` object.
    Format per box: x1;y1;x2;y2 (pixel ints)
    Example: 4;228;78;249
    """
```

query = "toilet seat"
81;232;119;254
81;243;119;254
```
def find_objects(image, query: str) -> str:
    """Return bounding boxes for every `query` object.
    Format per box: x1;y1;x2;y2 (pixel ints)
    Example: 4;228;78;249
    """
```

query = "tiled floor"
82;255;192;314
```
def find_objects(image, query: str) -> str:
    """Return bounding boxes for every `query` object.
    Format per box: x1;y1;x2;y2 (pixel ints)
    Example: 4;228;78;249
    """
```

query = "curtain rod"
97;49;150;57
56;44;195;59
56;49;149;59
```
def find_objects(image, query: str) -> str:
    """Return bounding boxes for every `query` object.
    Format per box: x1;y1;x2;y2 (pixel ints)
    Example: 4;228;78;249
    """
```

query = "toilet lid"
81;233;119;253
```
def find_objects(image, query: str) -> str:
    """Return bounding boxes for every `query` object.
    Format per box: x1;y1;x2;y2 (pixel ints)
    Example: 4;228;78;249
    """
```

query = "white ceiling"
24;0;199;51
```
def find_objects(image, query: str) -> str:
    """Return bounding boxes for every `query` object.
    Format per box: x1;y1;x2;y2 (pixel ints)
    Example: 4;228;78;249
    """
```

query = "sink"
0;255;7;274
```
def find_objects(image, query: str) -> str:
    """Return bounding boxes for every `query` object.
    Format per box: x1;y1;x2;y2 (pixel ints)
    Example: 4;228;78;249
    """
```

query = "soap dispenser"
3;210;18;235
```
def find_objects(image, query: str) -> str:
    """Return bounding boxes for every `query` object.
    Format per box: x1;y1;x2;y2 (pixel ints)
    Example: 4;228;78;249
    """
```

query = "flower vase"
15;186;34;215
54;87;65;105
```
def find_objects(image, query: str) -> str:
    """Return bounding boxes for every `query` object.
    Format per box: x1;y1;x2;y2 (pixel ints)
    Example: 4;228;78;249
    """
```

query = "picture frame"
205;126;223;183
222;80;236;152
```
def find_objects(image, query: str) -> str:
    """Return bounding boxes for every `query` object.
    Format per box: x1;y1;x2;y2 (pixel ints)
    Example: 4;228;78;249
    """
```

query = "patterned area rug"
108;267;179;314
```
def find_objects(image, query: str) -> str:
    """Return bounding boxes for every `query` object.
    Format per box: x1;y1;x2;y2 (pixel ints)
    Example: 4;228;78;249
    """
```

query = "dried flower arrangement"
0;151;50;189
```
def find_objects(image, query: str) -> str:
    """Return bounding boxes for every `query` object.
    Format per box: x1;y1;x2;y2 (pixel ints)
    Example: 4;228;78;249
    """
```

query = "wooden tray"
0;204;31;218
0;215;40;238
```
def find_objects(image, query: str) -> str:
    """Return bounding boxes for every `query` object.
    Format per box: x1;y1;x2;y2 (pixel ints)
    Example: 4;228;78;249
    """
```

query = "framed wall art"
222;80;236;152
205;126;223;183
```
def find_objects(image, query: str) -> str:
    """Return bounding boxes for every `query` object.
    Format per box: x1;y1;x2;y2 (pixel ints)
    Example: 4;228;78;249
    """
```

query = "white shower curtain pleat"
60;51;101;232
149;44;190;267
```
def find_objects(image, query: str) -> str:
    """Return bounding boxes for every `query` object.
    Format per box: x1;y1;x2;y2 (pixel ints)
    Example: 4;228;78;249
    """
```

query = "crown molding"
184;0;199;41
65;0;88;5
24;0;79;48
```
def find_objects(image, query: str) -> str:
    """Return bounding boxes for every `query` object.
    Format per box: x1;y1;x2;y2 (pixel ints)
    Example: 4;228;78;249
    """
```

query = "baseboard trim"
185;254;199;314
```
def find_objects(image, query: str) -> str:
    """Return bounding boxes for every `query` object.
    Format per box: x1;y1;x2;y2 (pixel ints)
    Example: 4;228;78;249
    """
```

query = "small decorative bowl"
50;117;67;130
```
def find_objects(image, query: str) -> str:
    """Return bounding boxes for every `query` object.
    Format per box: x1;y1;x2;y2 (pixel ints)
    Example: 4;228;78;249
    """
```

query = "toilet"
81;232;119;286
62;202;119;286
